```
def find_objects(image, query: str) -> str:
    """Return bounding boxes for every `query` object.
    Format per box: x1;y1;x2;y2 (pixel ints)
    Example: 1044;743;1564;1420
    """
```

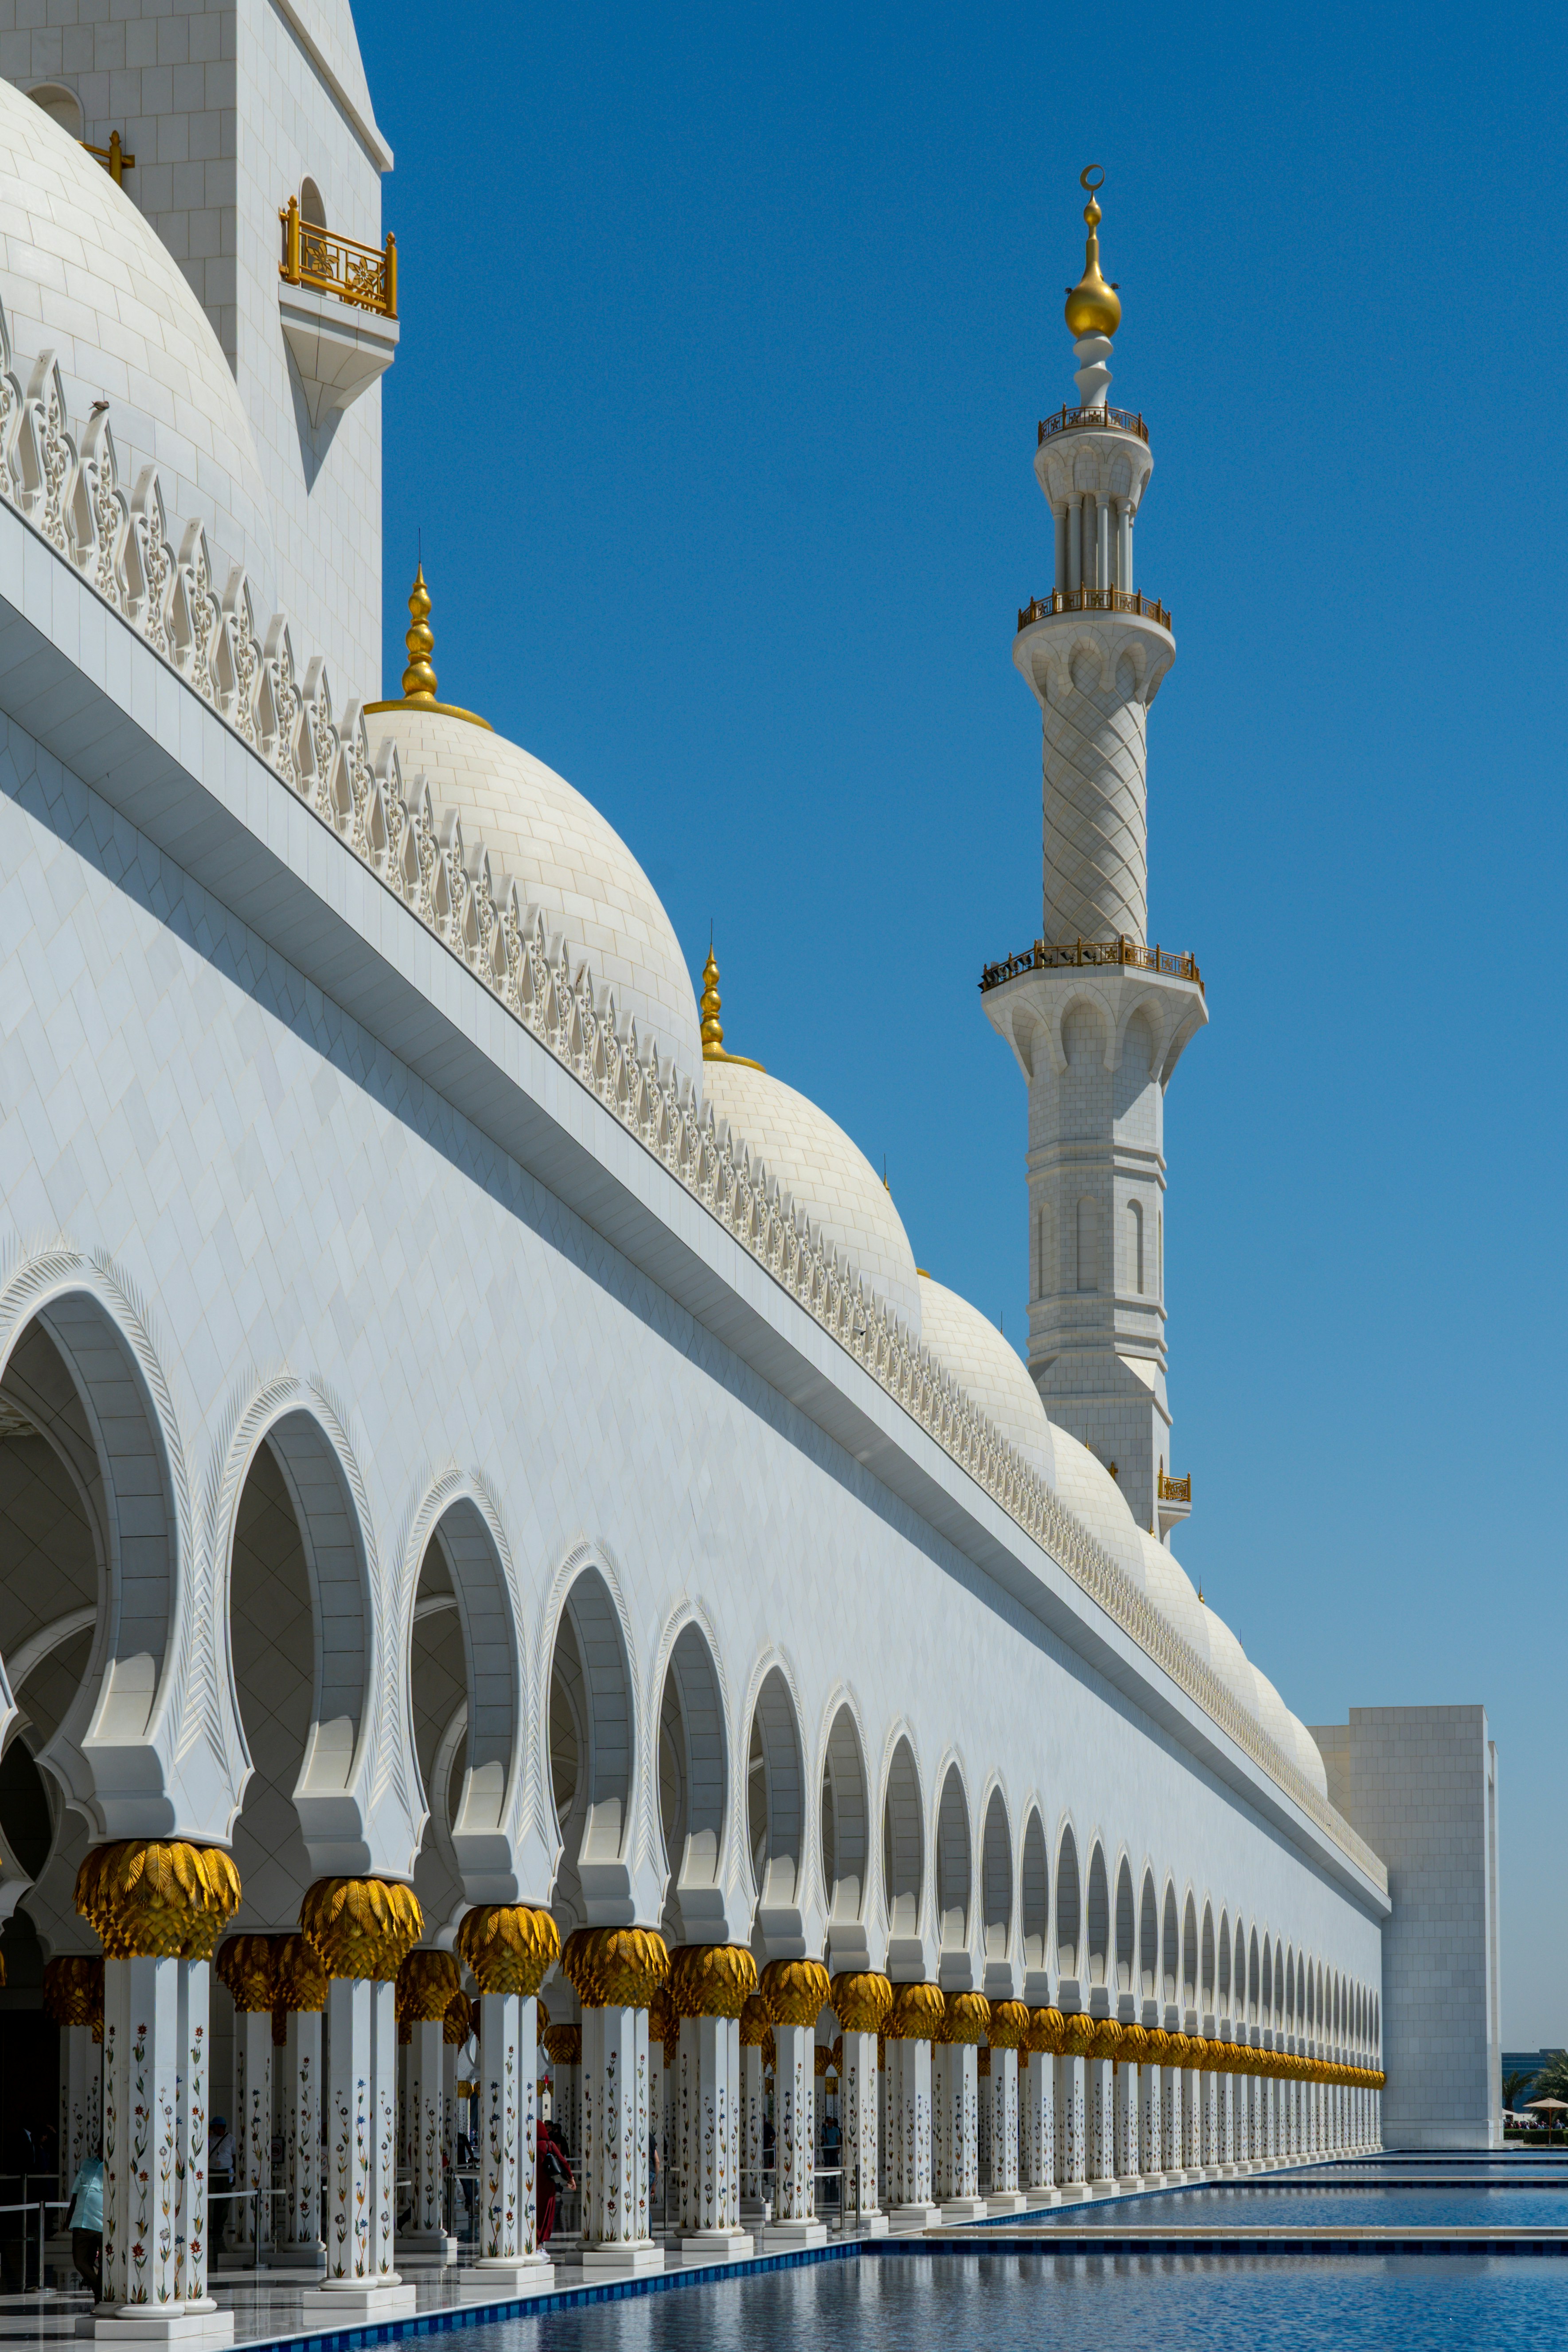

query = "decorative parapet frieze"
0;308;1386;1898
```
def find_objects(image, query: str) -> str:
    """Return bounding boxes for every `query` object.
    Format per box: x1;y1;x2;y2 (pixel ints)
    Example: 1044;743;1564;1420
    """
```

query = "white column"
1096;495;1111;592
101;1952;228;2335
1161;2061;1182;2177
1201;2063;1218;2169
677;2011;750;2258
1115;2058;1140;2184
939;2041;984;2219
740;2040;766;2208
232;2009;272;2256
1068;497;1083;593
466;1986;551;2290
842;2029;885;2231
1054;504;1069;593
1021;2048;1057;2198
282;2008;324;2260
1056;2053;1085;2189
766;2021;825;2245
1087;2056;1114;2182
62;2022;98;2202
580;2003;661;2274
402;2018;454;2257
889;2035;937;2226
1140;2056;1163;2180
988;2047;1023;2209
1219;2069;1236;2171
1183;2063;1201;2169
310;1975;414;2317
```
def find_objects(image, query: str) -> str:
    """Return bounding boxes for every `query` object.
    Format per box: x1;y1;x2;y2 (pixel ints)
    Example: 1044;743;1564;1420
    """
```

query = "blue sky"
358;0;1567;2040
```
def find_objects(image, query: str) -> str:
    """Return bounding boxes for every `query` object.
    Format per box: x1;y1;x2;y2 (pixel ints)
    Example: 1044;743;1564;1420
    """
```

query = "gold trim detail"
43;1954;103;2029
396;1946;461;2022
829;1971;894;2034
1064;165;1122;339
885;1981;945;2042
698;943;764;1069
667;1942;759;2021
760;1957;831;2029
456;1903;559;1997
273;1933;328;2014
299;1876;422;1981
216;1932;277;2013
560;1925;669;2010
76;1841;241;1961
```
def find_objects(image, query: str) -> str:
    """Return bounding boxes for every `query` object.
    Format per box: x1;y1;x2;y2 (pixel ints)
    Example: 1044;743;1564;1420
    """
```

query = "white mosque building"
0;4;1499;2339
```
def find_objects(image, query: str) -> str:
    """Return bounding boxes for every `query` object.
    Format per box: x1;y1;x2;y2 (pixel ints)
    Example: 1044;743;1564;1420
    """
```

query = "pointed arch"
547;1560;637;1928
1020;1807;1049;1979
980;1784;1012;1964
935;1760;971;1956
1084;1841;1110;1995
657;1617;729;1942
1139;1868;1158;2007
820;1696;871;1958
1200;1899;1216;2015
1056;1823;1081;1984
1114;1855;1135;1997
882;1731;924;1979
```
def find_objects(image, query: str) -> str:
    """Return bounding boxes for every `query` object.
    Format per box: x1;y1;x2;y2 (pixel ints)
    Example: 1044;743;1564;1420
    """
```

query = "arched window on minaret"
1035;1202;1055;1301
1128;1199;1144;1295
1076;1196;1098;1292
300;176;328;227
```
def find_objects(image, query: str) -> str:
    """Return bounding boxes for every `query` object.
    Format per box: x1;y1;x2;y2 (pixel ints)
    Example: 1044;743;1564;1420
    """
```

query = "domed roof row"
5;87;1322;1809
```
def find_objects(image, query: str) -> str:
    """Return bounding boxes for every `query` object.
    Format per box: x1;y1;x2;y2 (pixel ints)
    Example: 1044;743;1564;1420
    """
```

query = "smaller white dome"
1137;1532;1209;1658
700;1060;921;1336
373;708;703;1078
1195;1601;1255;1714
1247;1663;1298;1763
916;1277;1055;1486
1286;1713;1329;1801
1047;1426;1147;1588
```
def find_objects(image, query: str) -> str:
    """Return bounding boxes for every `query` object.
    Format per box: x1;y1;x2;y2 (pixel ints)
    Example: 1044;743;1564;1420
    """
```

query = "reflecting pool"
457;2251;1568;2352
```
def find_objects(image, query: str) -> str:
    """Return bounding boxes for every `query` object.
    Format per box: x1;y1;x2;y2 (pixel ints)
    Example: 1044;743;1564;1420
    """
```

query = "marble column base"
397;2233;457;2264
1115;2174;1145;2193
582;2242;664;2277
1023;2187;1062;2208
456;2258;555;2300
261;2243;327;2272
307;2281;418;2320
761;2218;827;2250
679;2229;754;2262
985;2192;1029;2215
940;2196;990;2223
854;2211;890;2236
887;2202;940;2233
92;2307;234;2348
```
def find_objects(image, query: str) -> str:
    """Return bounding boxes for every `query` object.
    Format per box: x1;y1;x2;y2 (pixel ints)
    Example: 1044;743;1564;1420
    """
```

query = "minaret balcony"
1017;586;1171;634
980;934;1201;996
278;194;401;425
1157;1469;1192;1541
1038;403;1148;445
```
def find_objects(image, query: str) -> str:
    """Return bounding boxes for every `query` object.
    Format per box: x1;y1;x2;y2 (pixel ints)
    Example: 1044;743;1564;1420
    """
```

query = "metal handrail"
1038;404;1148;445
980;934;1202;995
1158;1471;1193;1503
1017;585;1171;632
279;196;397;319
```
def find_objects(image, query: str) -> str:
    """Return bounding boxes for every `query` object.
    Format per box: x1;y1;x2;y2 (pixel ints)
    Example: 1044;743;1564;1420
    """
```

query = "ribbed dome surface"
373;708;702;1078
700;1060;921;1337
1047;1425;1147;1588
0;81;276;612
916;1276;1055;1485
1137;1531;1209;1658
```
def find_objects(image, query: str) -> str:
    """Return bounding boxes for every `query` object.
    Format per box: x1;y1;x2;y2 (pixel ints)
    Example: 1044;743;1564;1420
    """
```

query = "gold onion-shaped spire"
698;939;764;1070
1064;164;1121;339
401;562;438;702
364;562;494;730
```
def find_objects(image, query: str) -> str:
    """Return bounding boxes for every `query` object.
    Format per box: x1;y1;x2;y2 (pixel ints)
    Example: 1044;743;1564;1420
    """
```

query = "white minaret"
982;169;1207;1544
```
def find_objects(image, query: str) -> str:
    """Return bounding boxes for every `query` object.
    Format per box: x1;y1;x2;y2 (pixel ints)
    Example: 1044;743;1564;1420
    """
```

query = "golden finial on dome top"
401;562;438;703
700;942;725;1057
1064;164;1122;340
364;559;494;730
698;937;764;1070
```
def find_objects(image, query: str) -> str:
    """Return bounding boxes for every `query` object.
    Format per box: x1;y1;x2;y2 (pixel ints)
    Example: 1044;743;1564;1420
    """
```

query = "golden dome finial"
401;562;438;703
1064;164;1122;340
365;556;494;730
700;941;725;1057
698;936;765;1071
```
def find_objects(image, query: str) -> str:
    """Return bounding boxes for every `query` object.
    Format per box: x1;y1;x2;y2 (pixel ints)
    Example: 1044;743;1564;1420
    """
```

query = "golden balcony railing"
979;935;1202;995
1158;1472;1193;1505
1038;402;1148;445
279;195;397;319
82;132;134;185
1018;585;1171;633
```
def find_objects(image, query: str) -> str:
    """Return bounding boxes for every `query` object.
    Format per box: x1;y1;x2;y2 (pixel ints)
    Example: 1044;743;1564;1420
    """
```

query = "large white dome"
916;1276;1055;1485
0;82;276;613
1137;1531;1209;1658
374;708;703;1079
700;1059;921;1336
